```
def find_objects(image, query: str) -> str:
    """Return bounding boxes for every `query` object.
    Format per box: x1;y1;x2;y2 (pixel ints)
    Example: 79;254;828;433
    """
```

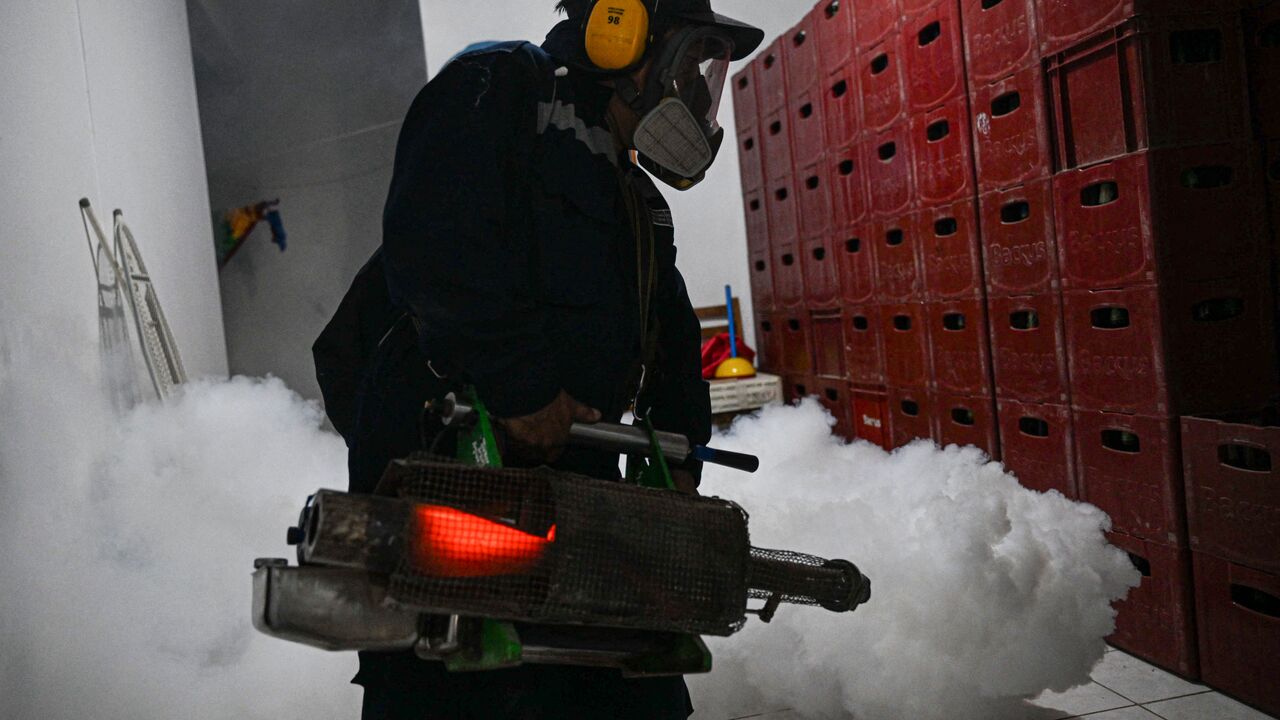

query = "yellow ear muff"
584;0;651;71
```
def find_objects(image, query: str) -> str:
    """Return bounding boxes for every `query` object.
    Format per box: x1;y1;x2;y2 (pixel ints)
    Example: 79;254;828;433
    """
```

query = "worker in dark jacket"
323;1;763;718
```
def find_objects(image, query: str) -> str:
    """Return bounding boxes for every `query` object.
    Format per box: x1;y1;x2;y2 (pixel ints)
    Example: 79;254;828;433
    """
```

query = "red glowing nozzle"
409;504;555;578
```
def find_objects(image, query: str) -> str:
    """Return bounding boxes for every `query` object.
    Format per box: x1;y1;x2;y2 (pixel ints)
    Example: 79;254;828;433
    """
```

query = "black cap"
654;0;764;60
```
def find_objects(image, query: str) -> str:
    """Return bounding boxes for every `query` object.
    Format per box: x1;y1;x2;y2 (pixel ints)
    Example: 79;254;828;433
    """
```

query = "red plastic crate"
737;127;765;193
1053;144;1266;292
830;141;870;228
845;304;886;387
754;310;782;373
854;0;900;53
912;95;976;206
988;293;1070;404
1063;276;1278;416
1182;414;1280;574
796;160;832;240
773;242;805;310
802;234;841;310
749;248;775;311
1076;411;1186;545
860;35;907;132
823;65;861;150
731;61;759;131
962;0;1039;86
1045;13;1251;170
1107;531;1199;679
920;198;983;300
1247;2;1280;139
761;107;793;182
934;391;1001;456
874;215;923;301
971;64;1052;193
1037;0;1236;56
765;174;799;248
928;298;994;396
786;17;820;95
780;313;814;374
853;387;892;450
791;88;827;171
882;302;932;388
817;377;855;438
815;0;856;74
903;0;969;112
784;373;817;404
744;187;768;254
980;179;1059;296
866;123;915;219
838;224;877;305
997;400;1077;497
811;310;847;378
888;385;936;447
758;37;789;113
1194;552;1280;716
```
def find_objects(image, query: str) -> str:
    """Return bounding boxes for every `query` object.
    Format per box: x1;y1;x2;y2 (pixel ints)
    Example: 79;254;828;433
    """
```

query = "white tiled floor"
725;647;1277;720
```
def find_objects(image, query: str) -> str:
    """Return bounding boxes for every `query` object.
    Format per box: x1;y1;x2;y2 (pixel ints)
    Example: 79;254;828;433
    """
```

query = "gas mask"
628;26;734;190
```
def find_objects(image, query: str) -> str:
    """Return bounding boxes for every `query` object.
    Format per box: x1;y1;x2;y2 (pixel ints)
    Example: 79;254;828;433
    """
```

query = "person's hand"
671;469;700;496
498;390;601;465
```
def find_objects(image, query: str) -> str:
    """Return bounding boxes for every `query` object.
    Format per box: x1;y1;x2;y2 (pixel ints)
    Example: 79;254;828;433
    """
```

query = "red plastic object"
882;302;932;388
822;65;861;150
928;298;993;396
971;63;1052;193
838;224;877;305
765;174;799;248
901;0;937;20
817;377;855;438
980;179;1058;296
874;215;923;301
919;198;983;300
1076;411;1186;546
912;95;976;206
773;241;805;310
780;313;814;374
796;160;832;240
786;17;820;94
748;248;774;311
934;391;1000;456
761;107;793;182
1053;145;1266;292
815;0;855;74
845;304;885;387
854;0;900;53
1045;13;1251;170
1106;531;1199;679
791;88;827;172
758;37;789;113
731;62;759;131
743;187;768;254
860;35;907;132
988;293;1070;404
1194;552;1280;716
811;310;847;378
962;0;1039;86
903;0;968;112
737;127;765;193
853;387;892;449
784;373;817;404
888;385;935;447
802;234;841;310
1063;277;1278;416
997;400;1076;497
1247;2;1280;140
1036;0;1234;56
829;141;870;228
754;311;782;372
1182;414;1280;574
866;123;915;219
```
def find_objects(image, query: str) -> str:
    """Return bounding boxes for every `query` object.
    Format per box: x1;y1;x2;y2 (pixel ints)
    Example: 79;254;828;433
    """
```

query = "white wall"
0;0;229;378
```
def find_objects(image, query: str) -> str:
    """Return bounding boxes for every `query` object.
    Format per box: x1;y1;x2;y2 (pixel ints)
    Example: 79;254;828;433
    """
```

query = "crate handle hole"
845;237;862;254
832;79;848;98
1019;417;1049;437
749;199;761;211
878;142;897;161
1181;165;1233;189
1169;29;1223;65
1192;297;1244;322
918;21;941;47
743;137;755;151
781;253;795;266
1219;444;1272;472
892;315;912;331
770;120;783;135
794;30;807;47
934;217;958;236
870;53;889;74
1231;584;1280;619
901;400;920;416
942;313;966;331
800;103;814;119
980;0;1004;9
812;246;827;261
806;175;821;190
1010;309;1040;330
839;159;856;175
787;318;801;331
761;321;773;333
1101;429;1141;453
991;91;1021;117
852;315;870;331
1127;552;1152;577
737;76;750;90
795;383;808;396
1000;200;1031;224
764;54;776;69
886;229;904;246
951;408;975;426
1091;307;1130;329
776;187;789;201
826;0;841;18
926;120;951;142
826;388;839;401
1081;181;1120;207
753;260;766;272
